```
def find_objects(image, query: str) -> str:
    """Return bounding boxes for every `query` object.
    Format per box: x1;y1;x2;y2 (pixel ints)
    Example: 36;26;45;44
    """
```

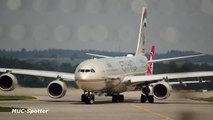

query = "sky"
0;0;213;54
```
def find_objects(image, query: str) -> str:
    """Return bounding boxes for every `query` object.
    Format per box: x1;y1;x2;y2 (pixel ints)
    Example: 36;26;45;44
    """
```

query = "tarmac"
0;88;212;120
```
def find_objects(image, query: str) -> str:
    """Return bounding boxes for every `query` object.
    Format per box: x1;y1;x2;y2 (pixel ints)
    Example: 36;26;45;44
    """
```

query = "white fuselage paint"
75;55;148;93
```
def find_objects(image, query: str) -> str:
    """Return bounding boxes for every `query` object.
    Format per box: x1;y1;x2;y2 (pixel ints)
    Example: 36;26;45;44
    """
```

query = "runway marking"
33;96;39;99
129;103;173;120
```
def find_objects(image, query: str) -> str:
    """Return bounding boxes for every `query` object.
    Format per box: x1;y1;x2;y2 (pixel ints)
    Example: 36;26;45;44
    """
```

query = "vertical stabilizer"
147;45;155;75
135;7;147;56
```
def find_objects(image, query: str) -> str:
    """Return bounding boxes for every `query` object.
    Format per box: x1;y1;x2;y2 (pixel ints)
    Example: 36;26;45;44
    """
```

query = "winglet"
147;45;155;75
135;7;147;56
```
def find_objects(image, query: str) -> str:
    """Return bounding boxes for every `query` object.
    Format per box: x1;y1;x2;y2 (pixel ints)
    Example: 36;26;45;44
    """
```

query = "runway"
0;88;212;120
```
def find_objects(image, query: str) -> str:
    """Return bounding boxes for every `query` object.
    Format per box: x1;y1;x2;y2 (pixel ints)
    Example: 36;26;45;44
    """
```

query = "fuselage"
74;55;148;93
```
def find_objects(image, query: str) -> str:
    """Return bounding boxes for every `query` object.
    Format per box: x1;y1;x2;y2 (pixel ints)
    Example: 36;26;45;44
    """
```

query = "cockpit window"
91;69;95;73
78;68;95;73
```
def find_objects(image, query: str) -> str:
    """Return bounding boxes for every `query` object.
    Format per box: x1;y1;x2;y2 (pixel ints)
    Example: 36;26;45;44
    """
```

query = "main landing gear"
112;93;124;103
140;94;154;103
141;85;154;103
81;91;95;104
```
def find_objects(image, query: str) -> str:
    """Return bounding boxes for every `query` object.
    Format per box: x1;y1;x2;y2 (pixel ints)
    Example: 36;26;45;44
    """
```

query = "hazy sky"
0;0;213;54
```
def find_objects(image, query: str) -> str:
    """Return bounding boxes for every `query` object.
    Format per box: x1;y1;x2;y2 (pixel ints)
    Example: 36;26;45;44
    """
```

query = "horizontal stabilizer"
86;53;112;58
148;54;205;63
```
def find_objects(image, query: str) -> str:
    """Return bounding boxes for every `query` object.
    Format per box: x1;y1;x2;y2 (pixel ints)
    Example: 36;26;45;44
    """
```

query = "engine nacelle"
47;80;67;99
0;73;17;91
152;81;172;100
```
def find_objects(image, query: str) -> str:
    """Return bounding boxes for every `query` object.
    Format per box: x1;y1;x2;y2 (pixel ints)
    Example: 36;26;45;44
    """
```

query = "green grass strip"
0;106;27;112
191;97;213;102
0;95;37;100
199;97;213;102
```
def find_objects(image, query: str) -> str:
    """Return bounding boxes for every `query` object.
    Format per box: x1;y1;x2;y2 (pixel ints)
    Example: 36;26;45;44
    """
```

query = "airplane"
0;7;213;104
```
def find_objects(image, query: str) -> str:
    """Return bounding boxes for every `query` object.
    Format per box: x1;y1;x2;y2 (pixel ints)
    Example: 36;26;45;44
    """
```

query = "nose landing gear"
81;91;95;104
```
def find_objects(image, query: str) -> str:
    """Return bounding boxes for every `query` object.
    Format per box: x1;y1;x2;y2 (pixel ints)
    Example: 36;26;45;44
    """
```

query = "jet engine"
0;73;17;91
152;81;172;100
47;80;67;99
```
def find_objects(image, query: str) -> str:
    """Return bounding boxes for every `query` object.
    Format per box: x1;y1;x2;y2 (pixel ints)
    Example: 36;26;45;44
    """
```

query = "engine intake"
152;81;172;100
0;73;17;91
47;80;67;99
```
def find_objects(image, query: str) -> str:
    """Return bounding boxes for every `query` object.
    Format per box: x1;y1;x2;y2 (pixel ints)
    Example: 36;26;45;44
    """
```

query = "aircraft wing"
123;71;213;85
0;68;75;81
169;80;211;85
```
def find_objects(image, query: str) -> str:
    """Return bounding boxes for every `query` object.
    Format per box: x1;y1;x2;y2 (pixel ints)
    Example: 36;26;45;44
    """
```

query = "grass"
0;106;27;112
0;95;37;100
191;97;213;102
198;97;213;102
0;95;35;112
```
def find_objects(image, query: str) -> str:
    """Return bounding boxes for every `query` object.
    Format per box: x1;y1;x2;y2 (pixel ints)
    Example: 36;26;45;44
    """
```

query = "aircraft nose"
77;73;90;80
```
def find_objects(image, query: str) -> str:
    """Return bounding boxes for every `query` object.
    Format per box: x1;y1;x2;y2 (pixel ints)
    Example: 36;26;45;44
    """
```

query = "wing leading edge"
123;71;213;85
0;68;75;81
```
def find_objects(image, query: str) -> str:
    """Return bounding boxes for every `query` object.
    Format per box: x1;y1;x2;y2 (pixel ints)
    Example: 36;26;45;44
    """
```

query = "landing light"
126;54;134;57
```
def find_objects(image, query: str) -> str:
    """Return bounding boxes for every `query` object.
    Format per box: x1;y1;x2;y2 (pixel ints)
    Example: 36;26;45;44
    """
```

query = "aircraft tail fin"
135;7;147;56
147;45;155;75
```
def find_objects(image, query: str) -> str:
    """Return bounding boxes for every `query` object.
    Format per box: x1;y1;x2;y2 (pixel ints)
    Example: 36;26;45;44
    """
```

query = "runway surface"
0;88;212;120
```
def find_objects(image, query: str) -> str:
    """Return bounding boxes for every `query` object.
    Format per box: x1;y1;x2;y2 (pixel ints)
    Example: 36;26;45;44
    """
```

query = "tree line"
0;57;212;90
0;49;213;63
0;57;78;88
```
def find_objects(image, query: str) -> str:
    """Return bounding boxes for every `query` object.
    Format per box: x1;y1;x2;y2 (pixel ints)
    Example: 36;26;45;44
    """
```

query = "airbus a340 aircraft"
0;8;213;104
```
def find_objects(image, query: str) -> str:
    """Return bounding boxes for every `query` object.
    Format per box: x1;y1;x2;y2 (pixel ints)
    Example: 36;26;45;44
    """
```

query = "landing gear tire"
112;94;124;103
81;94;86;102
148;95;154;103
140;94;147;103
140;94;154;103
112;95;117;102
118;95;124;102
85;95;95;104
